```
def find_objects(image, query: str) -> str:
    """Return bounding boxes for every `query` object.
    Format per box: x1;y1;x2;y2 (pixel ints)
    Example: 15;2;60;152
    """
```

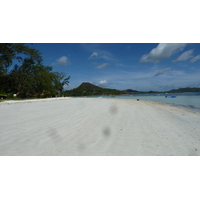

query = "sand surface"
0;97;200;156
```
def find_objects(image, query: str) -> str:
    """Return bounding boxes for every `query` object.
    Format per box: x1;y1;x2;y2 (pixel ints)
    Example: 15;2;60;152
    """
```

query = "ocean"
97;93;200;113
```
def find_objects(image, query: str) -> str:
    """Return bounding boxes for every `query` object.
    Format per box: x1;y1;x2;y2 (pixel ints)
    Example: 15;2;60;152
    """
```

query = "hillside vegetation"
167;87;200;93
64;82;124;96
64;83;200;97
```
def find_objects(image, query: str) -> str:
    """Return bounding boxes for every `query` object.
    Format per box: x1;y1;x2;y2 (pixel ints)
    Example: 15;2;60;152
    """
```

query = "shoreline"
104;97;200;114
1;96;199;114
0;97;200;156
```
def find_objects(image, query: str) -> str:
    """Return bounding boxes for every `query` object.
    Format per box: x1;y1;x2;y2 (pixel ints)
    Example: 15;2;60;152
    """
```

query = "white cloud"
96;63;110;69
52;56;70;66
83;66;200;91
98;51;115;61
140;43;187;63
83;44;117;62
88;52;98;59
190;54;200;63
98;80;109;87
173;49;193;62
155;67;173;76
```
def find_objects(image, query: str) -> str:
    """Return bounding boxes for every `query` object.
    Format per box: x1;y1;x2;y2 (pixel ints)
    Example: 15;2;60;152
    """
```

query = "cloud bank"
140;43;187;63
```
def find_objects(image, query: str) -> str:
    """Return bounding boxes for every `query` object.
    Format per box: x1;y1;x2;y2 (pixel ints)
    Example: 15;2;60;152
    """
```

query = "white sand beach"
0;97;200;156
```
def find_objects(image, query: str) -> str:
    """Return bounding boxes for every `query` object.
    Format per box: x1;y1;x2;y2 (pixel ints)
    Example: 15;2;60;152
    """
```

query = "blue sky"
31;43;200;91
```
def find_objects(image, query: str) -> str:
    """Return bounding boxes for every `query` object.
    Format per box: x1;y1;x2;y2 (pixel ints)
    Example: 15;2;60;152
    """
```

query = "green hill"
167;87;200;93
64;84;200;97
122;89;138;94
64;82;124;96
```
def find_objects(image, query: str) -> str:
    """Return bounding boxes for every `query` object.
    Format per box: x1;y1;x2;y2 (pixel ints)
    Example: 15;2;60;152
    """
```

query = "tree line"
0;43;70;98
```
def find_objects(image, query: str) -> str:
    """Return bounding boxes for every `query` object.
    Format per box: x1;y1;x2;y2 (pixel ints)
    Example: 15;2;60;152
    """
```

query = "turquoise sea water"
95;93;200;113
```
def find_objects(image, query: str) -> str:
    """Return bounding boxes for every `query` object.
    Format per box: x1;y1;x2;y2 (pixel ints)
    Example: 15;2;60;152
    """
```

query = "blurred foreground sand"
0;97;200;156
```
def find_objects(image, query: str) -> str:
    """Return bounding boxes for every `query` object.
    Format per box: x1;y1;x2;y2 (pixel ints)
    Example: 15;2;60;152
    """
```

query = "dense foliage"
0;43;70;98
